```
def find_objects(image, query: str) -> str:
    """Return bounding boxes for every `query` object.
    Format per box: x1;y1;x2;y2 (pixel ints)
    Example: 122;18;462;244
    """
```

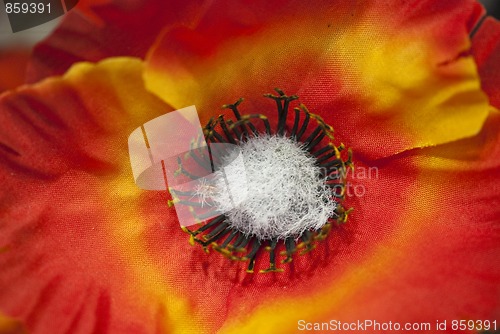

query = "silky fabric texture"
0;49;30;94
0;0;499;333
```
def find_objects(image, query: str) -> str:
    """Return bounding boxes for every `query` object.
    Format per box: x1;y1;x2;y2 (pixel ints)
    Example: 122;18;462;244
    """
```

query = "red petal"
217;111;500;332
26;0;209;83
145;0;489;160
0;48;30;93
471;17;500;108
1;57;499;333
0;58;181;333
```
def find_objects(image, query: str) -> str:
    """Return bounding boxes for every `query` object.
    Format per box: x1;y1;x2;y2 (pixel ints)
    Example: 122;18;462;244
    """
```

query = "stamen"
191;215;225;234
175;90;352;273
328;183;345;198
314;223;332;241
229;233;247;250
218;115;237;144
225;119;243;142
295;108;311;140
243;238;261;262
188;147;212;171
247;257;257;273
203;221;229;241
205;128;225;143
264;89;299;136
303;126;323;146
222;98;251;139
260;239;284;273
222;98;244;119
232;118;259;137
305;128;326;152
192;210;220;221
291;108;301;138
232;234;251;252
316;150;337;164
220;230;239;248
175;157;203;180
312;143;335;157
229;114;269;137
297;230;316;255
319;158;344;169
281;238;297;263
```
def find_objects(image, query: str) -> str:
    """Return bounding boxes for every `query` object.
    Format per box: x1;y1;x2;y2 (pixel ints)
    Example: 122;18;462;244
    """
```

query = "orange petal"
145;0;489;160
2;3;499;332
0;58;194;333
1;58;498;333
0;312;27;334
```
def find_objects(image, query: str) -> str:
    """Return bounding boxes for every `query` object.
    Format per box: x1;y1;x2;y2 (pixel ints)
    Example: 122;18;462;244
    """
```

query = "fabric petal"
25;0;209;84
0;312;27;334
0;48;30;94
217;110;500;333
0;58;194;333
1;59;498;333
144;0;489;160
2;2;499;333
471;17;500;108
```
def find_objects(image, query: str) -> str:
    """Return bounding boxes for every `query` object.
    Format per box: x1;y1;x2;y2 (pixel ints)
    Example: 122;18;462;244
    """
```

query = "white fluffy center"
206;135;335;240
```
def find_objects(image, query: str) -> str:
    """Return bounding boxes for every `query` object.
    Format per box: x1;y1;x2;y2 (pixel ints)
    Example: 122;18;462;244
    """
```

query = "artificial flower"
1;0;499;333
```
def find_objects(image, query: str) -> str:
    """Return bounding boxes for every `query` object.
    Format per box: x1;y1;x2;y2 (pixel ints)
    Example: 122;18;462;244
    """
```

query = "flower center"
210;135;335;240
177;89;352;273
